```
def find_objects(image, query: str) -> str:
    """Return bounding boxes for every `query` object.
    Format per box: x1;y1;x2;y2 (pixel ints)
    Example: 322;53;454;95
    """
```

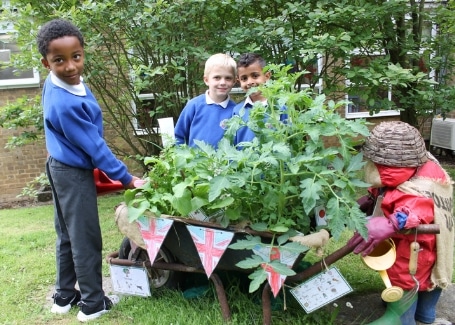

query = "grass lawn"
0;163;454;325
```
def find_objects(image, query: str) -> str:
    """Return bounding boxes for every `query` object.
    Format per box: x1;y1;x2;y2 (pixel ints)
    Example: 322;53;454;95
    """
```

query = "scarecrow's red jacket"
368;160;447;291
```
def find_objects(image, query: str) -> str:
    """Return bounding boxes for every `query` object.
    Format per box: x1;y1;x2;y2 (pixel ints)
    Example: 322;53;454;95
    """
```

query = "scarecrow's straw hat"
362;121;428;167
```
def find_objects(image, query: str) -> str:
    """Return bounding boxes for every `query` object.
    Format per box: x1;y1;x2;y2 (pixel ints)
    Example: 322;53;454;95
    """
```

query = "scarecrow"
348;121;454;325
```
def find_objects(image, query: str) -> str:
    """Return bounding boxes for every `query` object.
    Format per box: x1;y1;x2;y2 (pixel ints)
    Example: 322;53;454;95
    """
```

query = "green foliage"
127;67;369;234
0;95;43;148
16;172;50;199
125;67;370;292
1;0;455;157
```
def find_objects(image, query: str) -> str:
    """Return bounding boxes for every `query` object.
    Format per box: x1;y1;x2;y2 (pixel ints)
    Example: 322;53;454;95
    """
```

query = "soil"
431;149;455;167
322;287;455;324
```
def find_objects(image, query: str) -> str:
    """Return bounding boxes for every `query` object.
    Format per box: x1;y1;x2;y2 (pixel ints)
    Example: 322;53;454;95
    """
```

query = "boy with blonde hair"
174;53;237;148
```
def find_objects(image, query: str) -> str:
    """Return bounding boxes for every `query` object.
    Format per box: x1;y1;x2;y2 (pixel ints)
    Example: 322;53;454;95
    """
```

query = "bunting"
253;245;300;297
186;225;234;278
137;216;174;264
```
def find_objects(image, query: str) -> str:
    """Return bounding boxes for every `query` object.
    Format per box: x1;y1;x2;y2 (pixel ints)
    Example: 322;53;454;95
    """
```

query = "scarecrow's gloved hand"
348;216;399;257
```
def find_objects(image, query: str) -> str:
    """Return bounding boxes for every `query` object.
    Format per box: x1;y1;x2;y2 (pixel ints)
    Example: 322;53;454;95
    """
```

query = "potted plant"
124;65;370;293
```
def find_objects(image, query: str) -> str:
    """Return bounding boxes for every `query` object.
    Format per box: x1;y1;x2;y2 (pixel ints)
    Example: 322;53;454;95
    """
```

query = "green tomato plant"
124;65;370;293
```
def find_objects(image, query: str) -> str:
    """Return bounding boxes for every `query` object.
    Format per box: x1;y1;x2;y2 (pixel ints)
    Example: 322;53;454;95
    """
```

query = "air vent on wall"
430;118;455;151
0;49;11;62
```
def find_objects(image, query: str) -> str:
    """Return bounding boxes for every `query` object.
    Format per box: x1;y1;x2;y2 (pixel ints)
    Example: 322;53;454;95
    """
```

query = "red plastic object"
93;168;124;195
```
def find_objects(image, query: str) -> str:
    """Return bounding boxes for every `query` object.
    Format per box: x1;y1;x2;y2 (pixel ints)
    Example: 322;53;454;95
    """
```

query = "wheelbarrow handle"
287;224;440;283
399;224;440;235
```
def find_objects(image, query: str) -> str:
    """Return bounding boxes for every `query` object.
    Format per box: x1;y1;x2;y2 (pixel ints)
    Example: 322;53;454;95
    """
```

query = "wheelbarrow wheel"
118;237;180;290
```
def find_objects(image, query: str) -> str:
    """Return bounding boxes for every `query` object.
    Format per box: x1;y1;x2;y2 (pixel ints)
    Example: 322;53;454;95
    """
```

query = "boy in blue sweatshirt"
37;19;140;322
174;53;237;148
233;53;287;145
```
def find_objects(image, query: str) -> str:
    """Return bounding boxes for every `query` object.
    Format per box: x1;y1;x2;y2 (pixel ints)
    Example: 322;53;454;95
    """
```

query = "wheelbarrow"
107;204;440;325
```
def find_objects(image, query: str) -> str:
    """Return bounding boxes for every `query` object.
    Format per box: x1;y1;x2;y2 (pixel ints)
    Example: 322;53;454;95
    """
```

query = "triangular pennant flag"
136;216;173;264
253;245;300;297
186;225;234;278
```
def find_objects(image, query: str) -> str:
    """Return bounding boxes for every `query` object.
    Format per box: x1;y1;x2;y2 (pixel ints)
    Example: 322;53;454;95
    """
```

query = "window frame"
0;4;40;89
344;51;400;119
131;93;159;135
295;55;324;94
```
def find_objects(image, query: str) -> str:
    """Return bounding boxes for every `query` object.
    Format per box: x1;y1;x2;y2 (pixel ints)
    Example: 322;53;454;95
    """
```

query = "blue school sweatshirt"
174;93;236;148
42;73;132;186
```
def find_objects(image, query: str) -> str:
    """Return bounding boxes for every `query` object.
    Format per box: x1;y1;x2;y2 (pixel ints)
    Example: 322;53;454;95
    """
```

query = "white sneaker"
50;290;81;314
76;295;119;322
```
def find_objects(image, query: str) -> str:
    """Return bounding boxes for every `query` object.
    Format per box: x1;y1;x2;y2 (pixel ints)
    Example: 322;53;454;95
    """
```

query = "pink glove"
348;216;398;257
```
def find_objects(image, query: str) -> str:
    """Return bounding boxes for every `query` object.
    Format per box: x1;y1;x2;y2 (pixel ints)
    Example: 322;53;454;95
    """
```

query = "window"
345;53;399;119
131;92;183;135
0;37;40;89
344;3;438;119
346;83;397;117
131;94;159;135
0;2;39;89
294;55;323;93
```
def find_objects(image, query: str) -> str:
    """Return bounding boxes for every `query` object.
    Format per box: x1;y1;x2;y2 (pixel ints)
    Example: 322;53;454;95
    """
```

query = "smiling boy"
37;18;140;322
174;53;237;148
233;53;287;145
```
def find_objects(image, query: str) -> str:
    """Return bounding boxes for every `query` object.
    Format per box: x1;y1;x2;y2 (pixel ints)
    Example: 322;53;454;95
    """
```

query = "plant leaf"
248;268;268;293
235;255;264;269
268;260;296;276
208;176;231;202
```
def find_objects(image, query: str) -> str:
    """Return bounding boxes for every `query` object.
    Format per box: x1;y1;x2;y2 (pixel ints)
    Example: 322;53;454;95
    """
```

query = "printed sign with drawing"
290;266;352;313
110;265;151;297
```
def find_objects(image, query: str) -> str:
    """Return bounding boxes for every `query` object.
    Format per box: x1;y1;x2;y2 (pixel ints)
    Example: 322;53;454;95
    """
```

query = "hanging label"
109;264;151;297
253;245;300;297
290;266;352;313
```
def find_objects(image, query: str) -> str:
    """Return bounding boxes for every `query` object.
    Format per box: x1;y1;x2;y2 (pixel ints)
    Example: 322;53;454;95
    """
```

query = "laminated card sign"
290;266;352;313
110;265;151;297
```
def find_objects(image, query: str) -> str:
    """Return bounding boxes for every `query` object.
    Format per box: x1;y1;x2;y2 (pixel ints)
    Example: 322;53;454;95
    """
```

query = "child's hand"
125;176;142;189
133;179;147;188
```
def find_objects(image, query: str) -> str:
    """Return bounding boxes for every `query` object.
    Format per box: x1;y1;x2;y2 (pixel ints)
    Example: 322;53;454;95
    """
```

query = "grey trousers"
46;156;104;307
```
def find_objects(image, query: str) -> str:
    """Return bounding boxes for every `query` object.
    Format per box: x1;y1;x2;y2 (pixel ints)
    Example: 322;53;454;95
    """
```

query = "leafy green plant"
125;66;371;293
17;172;50;199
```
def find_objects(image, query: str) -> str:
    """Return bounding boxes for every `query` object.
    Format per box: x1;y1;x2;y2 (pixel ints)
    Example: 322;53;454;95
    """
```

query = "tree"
222;0;455;128
1;0;454;161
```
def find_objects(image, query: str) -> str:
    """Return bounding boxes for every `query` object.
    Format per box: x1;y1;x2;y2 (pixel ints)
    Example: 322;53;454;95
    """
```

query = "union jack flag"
253;245;299;297
186;225;234;278
137;216;174;264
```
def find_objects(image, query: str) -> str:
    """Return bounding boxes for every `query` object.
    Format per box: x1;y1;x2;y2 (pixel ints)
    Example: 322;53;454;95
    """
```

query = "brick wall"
0;87;47;206
0;86;144;206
